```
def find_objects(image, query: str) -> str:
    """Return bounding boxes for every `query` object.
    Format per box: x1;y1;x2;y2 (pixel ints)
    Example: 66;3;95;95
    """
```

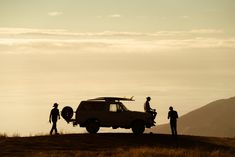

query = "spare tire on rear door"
61;106;74;123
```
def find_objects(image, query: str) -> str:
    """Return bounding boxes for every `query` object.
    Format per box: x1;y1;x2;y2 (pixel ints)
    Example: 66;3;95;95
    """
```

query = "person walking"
168;106;178;136
49;103;60;135
144;97;157;121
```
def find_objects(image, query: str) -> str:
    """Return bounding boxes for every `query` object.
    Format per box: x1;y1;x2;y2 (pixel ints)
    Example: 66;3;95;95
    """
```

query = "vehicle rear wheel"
132;120;145;134
86;120;100;134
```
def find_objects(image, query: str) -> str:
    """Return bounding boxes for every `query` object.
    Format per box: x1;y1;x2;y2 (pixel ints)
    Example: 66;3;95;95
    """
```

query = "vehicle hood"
127;111;151;118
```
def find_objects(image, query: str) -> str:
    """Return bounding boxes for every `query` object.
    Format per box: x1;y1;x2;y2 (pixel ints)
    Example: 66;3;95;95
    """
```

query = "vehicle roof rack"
88;97;134;102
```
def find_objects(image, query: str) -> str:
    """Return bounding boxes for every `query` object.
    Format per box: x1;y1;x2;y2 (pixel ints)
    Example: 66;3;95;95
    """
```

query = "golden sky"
0;0;235;135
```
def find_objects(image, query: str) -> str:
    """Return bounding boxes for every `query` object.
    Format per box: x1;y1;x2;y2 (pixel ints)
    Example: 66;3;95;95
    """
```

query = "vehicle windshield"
118;102;129;111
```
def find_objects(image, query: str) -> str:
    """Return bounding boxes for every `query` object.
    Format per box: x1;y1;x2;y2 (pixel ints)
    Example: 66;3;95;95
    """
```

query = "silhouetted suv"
61;97;155;134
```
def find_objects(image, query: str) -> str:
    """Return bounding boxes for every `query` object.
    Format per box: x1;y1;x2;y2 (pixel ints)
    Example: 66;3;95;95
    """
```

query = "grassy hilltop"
0;133;235;157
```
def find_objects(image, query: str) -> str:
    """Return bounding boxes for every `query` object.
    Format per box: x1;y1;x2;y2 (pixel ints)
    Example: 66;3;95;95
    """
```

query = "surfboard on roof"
88;97;134;102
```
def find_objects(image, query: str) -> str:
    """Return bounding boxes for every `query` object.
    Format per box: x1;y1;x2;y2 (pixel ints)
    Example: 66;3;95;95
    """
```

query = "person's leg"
148;111;156;120
170;121;174;135
153;111;157;119
50;122;56;135
54;122;58;134
50;125;53;135
52;120;58;134
172;128;175;135
172;121;177;136
174;121;177;136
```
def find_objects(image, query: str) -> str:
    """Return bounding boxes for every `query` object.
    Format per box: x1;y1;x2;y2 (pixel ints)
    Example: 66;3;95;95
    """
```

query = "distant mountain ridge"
151;96;235;137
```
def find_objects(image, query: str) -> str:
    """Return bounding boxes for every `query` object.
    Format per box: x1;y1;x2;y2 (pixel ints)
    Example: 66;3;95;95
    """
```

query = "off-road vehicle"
61;97;155;134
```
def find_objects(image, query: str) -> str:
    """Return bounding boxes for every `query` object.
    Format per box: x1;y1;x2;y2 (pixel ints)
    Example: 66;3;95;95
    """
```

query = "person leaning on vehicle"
144;97;157;121
49;103;60;135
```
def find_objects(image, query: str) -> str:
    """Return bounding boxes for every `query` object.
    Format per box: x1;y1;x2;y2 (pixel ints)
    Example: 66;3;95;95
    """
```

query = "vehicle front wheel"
132;120;145;134
86;120;100;134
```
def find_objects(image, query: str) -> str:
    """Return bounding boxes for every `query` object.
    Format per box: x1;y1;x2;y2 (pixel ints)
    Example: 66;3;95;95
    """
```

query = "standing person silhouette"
168;106;178;136
144;97;157;121
49;103;60;135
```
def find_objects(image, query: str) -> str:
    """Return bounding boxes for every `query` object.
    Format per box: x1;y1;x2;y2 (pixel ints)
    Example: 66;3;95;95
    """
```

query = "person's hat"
53;103;59;107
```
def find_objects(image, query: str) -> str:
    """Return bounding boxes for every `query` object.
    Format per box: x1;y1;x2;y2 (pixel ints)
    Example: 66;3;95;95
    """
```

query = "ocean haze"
0;51;235;135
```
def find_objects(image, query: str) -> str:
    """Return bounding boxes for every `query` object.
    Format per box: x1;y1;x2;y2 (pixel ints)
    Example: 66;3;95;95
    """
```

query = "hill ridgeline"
152;96;235;137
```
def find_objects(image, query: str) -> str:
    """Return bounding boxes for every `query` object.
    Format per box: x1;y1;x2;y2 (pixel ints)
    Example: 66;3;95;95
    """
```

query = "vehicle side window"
109;104;117;112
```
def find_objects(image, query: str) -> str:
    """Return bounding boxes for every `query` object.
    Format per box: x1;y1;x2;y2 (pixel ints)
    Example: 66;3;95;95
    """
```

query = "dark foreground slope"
0;133;235;157
153;96;235;137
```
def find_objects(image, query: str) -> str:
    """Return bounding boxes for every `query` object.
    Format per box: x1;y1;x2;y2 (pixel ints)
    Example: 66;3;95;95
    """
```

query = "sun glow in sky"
0;0;235;135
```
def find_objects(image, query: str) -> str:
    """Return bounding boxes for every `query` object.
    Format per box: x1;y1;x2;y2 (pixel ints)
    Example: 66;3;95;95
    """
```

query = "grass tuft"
0;132;8;138
29;147;234;157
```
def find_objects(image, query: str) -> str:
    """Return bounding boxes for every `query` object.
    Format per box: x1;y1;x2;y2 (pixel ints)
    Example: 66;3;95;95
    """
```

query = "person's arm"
57;109;60;120
58;110;60;119
150;106;156;112
49;111;52;123
176;111;178;119
168;112;170;119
